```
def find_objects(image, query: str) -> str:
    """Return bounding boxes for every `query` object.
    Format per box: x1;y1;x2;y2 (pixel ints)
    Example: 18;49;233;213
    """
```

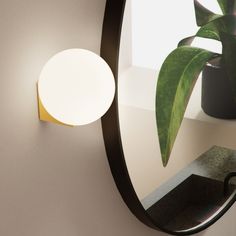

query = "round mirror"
101;0;236;235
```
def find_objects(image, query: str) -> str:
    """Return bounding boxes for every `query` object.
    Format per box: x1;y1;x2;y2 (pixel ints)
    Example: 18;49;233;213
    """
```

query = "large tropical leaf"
194;0;221;26
156;46;218;166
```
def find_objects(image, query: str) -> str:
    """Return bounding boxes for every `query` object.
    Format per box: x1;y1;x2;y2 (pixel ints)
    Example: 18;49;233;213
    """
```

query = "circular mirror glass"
115;0;236;233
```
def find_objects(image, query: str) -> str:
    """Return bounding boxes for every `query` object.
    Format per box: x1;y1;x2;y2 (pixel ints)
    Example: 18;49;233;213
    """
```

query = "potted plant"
156;0;236;167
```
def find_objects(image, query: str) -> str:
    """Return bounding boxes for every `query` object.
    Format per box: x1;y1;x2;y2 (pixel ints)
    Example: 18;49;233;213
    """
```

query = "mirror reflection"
118;0;236;232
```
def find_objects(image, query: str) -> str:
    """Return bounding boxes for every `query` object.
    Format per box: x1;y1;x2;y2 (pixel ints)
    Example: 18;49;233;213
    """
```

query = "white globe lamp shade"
37;49;115;126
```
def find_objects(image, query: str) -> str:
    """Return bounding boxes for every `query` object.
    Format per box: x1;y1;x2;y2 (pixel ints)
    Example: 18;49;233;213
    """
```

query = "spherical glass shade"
38;49;115;126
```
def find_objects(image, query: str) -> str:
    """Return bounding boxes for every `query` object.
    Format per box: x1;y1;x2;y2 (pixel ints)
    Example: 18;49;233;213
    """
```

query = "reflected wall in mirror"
101;0;236;235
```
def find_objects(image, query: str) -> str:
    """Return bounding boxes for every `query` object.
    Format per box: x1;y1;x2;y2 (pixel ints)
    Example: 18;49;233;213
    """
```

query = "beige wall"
0;0;235;236
119;0;132;73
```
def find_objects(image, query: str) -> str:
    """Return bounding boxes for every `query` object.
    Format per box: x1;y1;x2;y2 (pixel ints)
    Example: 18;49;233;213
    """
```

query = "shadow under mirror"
101;0;236;235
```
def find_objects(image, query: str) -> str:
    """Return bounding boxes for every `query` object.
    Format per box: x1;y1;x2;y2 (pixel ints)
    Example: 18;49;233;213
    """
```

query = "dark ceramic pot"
201;59;236;119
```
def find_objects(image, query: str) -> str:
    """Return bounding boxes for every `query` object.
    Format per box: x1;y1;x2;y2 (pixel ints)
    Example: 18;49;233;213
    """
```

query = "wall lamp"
37;49;115;126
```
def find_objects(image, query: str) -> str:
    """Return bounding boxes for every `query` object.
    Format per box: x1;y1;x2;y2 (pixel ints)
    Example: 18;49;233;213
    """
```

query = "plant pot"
201;59;236;119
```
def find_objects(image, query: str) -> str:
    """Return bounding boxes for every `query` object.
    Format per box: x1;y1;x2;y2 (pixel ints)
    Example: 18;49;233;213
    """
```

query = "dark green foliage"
194;0;221;26
156;0;236;166
217;0;236;14
156;47;217;166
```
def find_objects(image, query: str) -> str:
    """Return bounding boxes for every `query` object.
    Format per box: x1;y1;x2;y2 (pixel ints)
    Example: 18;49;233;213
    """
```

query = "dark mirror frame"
100;1;236;235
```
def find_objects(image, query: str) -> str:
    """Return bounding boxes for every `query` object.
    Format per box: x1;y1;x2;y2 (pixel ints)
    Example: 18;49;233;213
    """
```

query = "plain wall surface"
0;0;235;236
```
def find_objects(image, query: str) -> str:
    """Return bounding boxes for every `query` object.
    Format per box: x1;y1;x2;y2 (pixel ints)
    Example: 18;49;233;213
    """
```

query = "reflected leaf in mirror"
194;0;221;26
217;0;236;14
156;0;236;167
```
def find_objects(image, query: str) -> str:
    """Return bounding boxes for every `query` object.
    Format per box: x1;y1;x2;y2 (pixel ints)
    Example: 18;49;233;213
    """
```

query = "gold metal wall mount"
37;85;73;127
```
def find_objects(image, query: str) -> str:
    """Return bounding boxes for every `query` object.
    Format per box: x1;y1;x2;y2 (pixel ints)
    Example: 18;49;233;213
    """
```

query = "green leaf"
194;0;221;26
178;23;222;46
217;0;236;14
178;16;233;47
156;46;218;167
217;0;228;14
179;15;236;49
196;15;236;41
196;21;221;40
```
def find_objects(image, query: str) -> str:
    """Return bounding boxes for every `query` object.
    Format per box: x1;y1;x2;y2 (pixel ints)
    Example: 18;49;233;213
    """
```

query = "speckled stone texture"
195;146;236;184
